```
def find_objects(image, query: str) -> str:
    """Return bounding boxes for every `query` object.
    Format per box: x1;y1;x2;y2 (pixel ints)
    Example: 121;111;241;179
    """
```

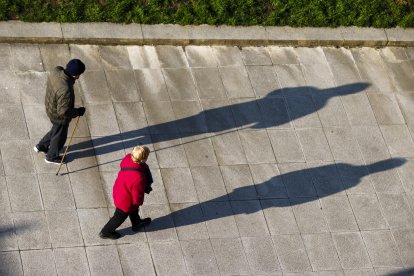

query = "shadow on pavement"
386;268;414;276
0;223;30;275
138;158;405;232
66;82;371;164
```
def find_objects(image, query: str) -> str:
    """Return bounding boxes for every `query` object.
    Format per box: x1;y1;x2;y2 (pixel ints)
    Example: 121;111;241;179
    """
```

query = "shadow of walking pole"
66;82;371;163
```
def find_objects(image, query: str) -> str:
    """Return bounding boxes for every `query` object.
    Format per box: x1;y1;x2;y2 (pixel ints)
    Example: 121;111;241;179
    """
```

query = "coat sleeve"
146;167;153;185
131;175;146;206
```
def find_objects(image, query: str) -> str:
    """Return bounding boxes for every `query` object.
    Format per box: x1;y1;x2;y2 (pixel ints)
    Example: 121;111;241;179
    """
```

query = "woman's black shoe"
132;218;151;232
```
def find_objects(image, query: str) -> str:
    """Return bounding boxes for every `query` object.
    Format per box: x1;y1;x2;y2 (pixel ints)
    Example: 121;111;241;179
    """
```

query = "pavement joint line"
0;21;413;47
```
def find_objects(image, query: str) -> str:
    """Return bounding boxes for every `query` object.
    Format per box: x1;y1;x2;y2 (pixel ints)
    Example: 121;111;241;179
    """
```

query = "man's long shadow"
139;158;406;232
67;82;370;162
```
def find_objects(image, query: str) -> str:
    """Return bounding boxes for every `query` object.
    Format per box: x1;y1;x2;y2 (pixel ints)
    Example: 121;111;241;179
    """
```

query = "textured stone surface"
142;24;189;45
392;228;414;266
386;28;414;46
377;193;414;229
86;245;124;276
0;21;62;43
278;163;317;198
268;130;304;163
77;208;113;246
220;165;256;200
21;249;56;275
361;230;402;267
0;212;18;250
250;164;287;199
62;22;143;44
191;166;227;202
45;210;83;248
7;174;42;212
348;194;388;230
368;93;405;125
332;232;372;269
352;48;395;92
1;41;414;275
161;168;198;203
320;196;358;232
211;238;250;275
69;171;107;208
290;198;329;234
13;211;51;250
266;27;343;47
239;130;276;164
118;243;156;276
324;127;364;162
230;200;270;237
38;174;75;210
296;128;333;162
194;68;227;100
285;94;322;128
150;240;188;275
170;203;209;240
11;44;43;72
0;105;29;140
261;199;299;235
341;27;387;47
185;45;218;67
272;234;312;272
163;68;197;100
242;236;280;274
0;251;23;276
202;201;239;239
181;239;220;275
141;204;178;242
54;247;90;276
302;233;341;270
23;104;51;139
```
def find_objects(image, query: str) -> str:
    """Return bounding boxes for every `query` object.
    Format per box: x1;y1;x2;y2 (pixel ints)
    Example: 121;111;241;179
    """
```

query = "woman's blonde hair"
131;146;150;163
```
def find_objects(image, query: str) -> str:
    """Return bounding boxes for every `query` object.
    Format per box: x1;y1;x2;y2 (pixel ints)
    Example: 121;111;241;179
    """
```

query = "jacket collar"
57;66;75;84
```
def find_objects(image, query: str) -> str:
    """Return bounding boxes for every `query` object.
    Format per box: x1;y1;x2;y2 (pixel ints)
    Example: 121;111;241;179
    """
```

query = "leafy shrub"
1;0;413;27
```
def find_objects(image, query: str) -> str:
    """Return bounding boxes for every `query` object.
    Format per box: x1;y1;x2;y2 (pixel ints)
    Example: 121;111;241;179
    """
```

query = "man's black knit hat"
66;59;86;76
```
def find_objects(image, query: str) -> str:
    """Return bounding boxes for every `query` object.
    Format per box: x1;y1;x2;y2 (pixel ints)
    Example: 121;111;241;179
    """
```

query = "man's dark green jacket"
45;66;77;124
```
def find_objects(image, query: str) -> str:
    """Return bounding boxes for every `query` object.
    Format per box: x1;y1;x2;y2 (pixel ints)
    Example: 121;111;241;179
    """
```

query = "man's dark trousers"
38;121;70;160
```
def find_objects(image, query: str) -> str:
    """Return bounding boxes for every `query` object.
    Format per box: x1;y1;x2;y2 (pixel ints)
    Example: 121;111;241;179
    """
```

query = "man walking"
34;59;86;164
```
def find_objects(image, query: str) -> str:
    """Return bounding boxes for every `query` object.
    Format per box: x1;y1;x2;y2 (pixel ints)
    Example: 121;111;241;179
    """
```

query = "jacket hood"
120;154;147;171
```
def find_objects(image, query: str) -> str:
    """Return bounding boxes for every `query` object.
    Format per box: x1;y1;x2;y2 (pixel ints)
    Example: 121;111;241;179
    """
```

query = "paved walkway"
0;40;414;275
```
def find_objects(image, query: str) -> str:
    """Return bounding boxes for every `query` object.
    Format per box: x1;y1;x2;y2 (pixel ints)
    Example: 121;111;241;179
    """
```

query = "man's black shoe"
99;231;121;240
44;157;65;165
132;217;151;232
34;144;48;154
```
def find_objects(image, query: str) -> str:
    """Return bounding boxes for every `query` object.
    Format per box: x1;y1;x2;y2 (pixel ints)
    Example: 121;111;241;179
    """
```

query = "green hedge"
1;0;413;28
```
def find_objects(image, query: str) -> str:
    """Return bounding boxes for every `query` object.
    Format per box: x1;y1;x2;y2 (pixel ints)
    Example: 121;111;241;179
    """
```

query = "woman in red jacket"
100;146;152;240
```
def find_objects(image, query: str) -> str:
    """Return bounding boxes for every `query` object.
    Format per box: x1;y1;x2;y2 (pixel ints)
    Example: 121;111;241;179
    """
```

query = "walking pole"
56;116;80;176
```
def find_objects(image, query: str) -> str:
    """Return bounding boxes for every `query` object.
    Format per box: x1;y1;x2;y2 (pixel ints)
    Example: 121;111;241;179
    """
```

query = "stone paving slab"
1;42;414;276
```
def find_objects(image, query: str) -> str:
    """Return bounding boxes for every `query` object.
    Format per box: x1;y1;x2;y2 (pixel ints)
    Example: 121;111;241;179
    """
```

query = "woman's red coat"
112;154;149;213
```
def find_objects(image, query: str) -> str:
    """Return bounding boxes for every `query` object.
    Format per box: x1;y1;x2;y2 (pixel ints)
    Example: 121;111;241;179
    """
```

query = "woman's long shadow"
141;158;406;233
66;82;370;163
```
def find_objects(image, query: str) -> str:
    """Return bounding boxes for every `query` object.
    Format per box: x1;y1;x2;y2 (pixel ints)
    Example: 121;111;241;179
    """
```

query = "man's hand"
77;107;86;116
